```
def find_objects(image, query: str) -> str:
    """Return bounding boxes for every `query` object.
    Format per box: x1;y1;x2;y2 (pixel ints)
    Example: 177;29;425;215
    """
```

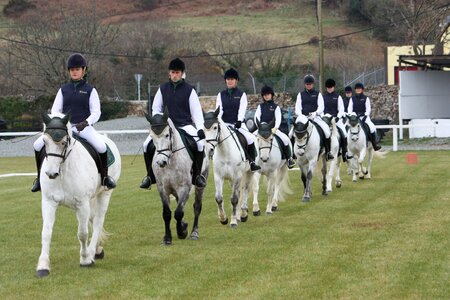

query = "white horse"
36;113;121;277
322;114;342;192
292;114;327;202
203;107;254;227
346;113;374;181
250;118;291;215
146;111;208;245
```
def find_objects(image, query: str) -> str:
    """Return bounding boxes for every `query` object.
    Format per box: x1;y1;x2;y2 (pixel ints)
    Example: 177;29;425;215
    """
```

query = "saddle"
274;135;286;159
176;128;196;162
228;126;249;160
73;135;115;173
309;120;325;152
360;122;371;146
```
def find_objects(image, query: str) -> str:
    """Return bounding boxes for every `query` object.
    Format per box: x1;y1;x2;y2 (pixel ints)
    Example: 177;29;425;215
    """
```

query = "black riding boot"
285;145;296;169
325;137;334;161
31;150;44;192
140;142;156;189
248;143;261;171
192;150;206;188
370;132;382;151
341;136;350;162
99;152;116;189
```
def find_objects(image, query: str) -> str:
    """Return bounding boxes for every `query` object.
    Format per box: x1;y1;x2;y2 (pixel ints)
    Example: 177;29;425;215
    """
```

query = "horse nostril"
48;173;59;179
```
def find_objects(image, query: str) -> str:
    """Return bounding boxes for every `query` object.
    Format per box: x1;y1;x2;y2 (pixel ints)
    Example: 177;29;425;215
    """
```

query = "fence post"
393;127;398;151
248;72;256;94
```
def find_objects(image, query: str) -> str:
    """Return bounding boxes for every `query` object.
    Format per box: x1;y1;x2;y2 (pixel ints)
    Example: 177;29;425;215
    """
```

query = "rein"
155;127;187;160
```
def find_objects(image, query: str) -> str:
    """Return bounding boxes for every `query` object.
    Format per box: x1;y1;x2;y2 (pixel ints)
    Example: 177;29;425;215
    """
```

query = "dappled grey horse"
146;111;207;244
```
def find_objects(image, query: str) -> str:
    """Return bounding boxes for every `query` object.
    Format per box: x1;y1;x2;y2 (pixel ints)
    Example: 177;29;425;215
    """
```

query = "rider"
342;85;352;113
323;78;350;161
348;82;382;151
215;68;261;172
295;74;334;160
31;53;116;192
255;85;296;169
139;58;207;189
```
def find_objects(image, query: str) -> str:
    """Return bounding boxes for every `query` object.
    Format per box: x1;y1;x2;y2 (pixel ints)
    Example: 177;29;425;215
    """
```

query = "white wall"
399;70;450;120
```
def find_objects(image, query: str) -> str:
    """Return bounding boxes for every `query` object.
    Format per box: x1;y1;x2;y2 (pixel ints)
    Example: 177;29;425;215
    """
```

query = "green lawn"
0;151;449;299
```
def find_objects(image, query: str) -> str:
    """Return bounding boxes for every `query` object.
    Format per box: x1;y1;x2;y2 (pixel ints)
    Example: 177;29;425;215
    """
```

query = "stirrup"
374;144;382;151
31;178;41;193
326;152;334;161
250;161;261;171
139;176;152;190
194;175;206;188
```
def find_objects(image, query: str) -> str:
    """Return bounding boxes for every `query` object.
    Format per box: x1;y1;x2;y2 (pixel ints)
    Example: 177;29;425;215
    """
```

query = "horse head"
203;106;221;159
293;119;309;140
146;109;172;168
347;113;361;141
42;112;72;179
256;118;275;162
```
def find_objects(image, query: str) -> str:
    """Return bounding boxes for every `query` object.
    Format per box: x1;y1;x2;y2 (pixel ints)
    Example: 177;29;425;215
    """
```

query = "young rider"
347;82;382;151
139;58;206;189
255;85;296;169
215;68;261;171
323;78;350;161
31;53;116;192
295;74;334;160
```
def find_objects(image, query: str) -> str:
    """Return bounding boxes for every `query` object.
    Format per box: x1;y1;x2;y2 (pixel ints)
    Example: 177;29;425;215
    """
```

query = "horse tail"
373;150;388;159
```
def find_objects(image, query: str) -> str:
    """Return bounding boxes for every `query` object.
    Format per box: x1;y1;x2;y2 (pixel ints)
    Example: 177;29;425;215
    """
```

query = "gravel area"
1;116;450;157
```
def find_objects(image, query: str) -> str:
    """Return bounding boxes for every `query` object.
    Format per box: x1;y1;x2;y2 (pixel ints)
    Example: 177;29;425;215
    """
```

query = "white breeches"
33;125;107;153
363;117;376;133
312;116;331;138
225;122;255;145
274;130;290;146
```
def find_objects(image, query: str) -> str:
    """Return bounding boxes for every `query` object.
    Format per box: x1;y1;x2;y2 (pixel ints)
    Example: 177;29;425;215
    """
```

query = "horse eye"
213;126;217;130
165;134;170;138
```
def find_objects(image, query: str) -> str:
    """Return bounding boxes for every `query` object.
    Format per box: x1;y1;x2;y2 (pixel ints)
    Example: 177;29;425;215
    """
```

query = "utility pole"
317;0;324;93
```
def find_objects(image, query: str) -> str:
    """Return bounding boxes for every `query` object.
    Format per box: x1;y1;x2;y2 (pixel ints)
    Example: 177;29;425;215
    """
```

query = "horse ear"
214;106;220;117
144;112;152;123
41;111;52;125
62;112;71;125
256;118;261;129
162;107;169;121
269;118;275;128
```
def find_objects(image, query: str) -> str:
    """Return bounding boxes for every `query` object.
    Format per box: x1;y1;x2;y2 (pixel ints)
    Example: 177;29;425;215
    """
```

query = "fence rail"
2;124;450;152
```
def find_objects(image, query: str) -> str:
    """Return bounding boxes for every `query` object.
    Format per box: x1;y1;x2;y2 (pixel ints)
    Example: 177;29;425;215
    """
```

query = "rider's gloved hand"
197;129;206;140
234;121;242;129
309;112;317;118
335;117;340;123
76;120;89;132
271;127;277;134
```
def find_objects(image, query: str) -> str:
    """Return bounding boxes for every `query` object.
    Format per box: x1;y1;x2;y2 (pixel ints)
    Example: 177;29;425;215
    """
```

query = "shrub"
3;0;35;17
100;101;129;121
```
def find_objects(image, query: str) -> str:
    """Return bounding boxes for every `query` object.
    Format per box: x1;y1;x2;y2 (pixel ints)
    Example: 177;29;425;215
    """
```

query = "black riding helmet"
325;78;336;88
224;68;239;80
168;58;185;72
354;82;364;90
345;86;352;92
304;74;315;84
67;53;87;69
261;85;274;97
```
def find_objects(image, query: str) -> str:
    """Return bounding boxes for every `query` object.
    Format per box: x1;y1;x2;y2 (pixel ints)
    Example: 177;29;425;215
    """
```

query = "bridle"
258;135;273;158
295;123;311;151
349;123;360;141
44;126;73;164
154;126;187;160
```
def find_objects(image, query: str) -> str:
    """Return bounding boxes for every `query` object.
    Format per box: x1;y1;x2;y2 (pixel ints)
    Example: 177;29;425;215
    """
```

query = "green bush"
3;0;35;17
0;96;28;122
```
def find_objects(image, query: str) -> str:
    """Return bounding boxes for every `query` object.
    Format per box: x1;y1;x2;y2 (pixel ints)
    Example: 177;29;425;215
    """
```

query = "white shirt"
51;87;101;125
215;91;248;122
152;86;204;130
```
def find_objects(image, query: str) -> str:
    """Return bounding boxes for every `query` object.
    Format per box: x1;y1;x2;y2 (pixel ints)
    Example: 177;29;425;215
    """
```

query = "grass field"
1;151;449;299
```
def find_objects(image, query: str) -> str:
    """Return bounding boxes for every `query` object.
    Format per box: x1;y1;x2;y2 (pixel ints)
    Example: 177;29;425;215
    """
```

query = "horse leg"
89;191;112;261
174;189;190;240
214;176;228;225
266;174;276;214
321;157;328;196
190;187;204;240
230;178;241;228
160;194;172;245
303;164;314;202
335;158;342;188
359;147;367;179
300;166;308;201
326;158;335;192
252;172;261;216
366;149;374;179
36;199;58;277
239;173;250;222
77;201;93;267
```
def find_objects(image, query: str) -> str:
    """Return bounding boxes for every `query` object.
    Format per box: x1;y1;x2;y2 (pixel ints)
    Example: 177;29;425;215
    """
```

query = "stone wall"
127;85;399;123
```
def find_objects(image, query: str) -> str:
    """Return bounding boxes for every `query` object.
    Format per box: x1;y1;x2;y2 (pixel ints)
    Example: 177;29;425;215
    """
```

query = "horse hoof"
302;197;310;202
36;269;50;278
190;232;199;240
266;211;273;215
322;191;328;196
80;261;95;268
359;176;364;180
230;223;238;229
271;206;278;212
253;210;261;216
336;182;342;188
220;218;229;225
94;250;104;260
161;239;172;246
177;224;188;240
241;215;248;222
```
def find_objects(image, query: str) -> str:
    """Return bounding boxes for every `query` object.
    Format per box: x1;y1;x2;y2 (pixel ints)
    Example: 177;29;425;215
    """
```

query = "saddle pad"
73;135;115;171
176;128;195;162
274;135;286;159
310;120;325;149
227;126;249;159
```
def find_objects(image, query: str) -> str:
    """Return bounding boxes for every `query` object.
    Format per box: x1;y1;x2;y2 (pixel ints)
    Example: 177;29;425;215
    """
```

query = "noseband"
44;126;72;163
